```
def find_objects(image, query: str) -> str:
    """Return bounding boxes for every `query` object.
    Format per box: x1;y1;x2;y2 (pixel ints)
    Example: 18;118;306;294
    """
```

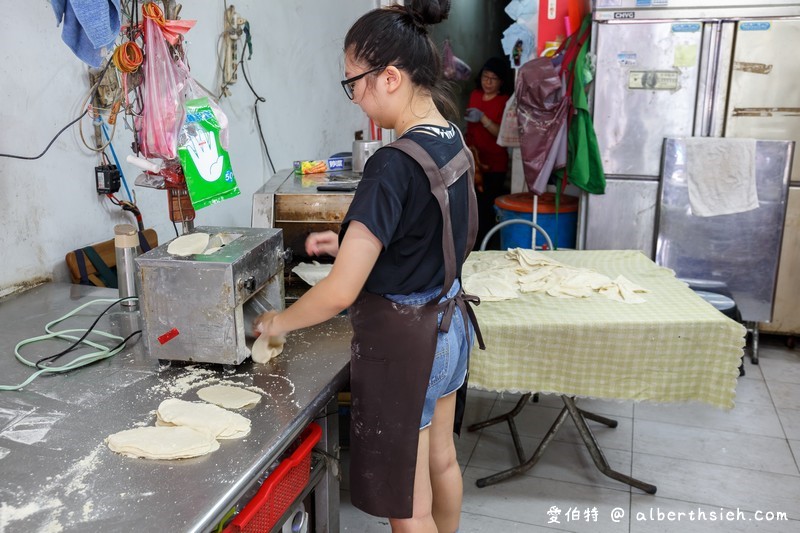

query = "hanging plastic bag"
442;39;472;81
496;94;520;148
453;56;472;81
516;55;569;194
178;97;240;210
442;39;456;79
177;61;230;150
138;11;185;160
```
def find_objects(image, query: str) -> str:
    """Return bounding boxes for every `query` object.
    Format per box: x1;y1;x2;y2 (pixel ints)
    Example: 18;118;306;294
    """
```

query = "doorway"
430;0;510;117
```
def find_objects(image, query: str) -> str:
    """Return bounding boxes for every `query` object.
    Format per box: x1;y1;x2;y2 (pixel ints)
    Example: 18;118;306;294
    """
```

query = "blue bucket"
493;192;578;249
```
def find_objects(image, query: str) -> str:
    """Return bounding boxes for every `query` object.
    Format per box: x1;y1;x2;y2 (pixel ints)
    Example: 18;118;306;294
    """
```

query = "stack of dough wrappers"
106;395;254;460
463;248;649;303
105;426;220;460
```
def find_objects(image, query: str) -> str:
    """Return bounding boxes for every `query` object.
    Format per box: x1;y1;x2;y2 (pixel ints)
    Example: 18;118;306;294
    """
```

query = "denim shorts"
385;280;474;430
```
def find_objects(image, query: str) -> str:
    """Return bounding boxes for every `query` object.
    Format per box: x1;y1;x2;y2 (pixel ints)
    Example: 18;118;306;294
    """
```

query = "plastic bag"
442;40;472;81
443;39;456;79
178;97;240;210
138;14;185;160
496;94;520;148
177;61;230;150
515;55;569;194
453;56;472;81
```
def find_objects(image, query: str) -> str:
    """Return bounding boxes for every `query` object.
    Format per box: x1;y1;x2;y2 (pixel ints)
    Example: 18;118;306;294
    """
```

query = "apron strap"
388;127;484;352
390;133;472;303
460;292;486;350
450;126;480;258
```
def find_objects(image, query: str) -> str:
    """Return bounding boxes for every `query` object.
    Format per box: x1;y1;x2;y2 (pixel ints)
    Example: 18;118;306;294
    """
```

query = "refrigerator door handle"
694;21;735;138
709;21;736;137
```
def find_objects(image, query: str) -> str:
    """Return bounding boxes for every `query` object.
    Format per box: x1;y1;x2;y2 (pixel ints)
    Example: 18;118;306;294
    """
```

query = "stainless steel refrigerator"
581;0;800;333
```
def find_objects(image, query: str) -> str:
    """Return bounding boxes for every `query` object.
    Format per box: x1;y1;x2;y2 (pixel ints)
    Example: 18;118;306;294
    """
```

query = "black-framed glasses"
340;66;386;100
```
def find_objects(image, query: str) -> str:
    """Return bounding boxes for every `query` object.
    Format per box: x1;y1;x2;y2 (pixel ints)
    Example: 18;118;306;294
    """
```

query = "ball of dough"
251;334;285;363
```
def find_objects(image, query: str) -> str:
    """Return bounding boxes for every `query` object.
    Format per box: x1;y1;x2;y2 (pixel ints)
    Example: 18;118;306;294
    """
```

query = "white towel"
684;138;758;217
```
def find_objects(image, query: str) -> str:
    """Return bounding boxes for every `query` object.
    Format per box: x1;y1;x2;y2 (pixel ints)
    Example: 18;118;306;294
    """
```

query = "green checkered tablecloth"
466;250;746;408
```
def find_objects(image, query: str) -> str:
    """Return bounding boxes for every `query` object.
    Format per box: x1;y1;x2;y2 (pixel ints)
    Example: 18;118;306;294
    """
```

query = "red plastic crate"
225;422;322;533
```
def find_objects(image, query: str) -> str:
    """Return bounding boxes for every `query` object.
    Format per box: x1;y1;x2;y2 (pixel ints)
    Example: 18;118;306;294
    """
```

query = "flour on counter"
266;374;296;397
147;365;221;397
81;501;93;521
63;444;103;496
0;498;62;532
0;444;104;531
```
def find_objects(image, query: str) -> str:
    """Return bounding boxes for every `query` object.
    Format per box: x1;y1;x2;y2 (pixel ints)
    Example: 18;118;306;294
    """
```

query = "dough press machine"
135;226;288;368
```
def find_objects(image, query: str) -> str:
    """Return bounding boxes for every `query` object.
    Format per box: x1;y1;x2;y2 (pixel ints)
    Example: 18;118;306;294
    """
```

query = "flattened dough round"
167;233;210;256
157;398;251;439
291;261;332;286
106;426;219;459
197;385;261;409
251;334;285;364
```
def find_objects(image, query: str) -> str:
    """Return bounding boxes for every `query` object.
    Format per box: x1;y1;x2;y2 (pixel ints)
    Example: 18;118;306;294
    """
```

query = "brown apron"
348;131;486;518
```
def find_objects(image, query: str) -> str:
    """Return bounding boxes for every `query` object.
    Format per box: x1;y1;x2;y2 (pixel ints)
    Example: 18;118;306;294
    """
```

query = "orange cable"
112;42;143;73
142;2;166;26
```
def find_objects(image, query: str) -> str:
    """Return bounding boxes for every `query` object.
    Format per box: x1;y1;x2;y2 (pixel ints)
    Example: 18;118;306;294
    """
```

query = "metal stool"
480;219;553;252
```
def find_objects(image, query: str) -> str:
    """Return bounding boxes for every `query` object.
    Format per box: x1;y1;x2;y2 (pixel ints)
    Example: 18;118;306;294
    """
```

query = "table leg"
748;322;760;365
314;397;340;533
578;409;618;428
468;393;531;463
561;396;657;494
472;394;657;494
475;404;570;488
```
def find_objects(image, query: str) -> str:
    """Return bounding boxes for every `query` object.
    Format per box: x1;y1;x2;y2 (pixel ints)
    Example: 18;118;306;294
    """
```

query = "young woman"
253;1;482;531
464;57;512;248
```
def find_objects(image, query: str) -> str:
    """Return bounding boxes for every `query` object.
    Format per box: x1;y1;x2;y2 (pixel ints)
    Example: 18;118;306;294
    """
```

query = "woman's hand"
464;107;484;123
305;231;340;257
253;311;284;338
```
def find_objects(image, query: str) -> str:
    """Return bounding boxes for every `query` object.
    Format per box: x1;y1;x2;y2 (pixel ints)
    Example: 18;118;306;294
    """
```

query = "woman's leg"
389;428;437;533
429;392;462;533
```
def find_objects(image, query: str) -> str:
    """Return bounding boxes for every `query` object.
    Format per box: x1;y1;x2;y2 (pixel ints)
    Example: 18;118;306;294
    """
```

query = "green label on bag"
178;97;240;210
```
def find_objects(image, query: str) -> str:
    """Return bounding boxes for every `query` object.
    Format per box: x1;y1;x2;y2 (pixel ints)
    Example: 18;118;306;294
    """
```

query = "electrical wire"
0;54;113;160
79;97;119;153
2;298;142;392
239;50;276;175
33;296;138;368
76;57;120;153
107;193;145;231
0;110;89;160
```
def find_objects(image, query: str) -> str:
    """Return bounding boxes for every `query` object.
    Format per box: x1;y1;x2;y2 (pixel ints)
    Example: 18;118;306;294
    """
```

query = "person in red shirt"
465;57;511;248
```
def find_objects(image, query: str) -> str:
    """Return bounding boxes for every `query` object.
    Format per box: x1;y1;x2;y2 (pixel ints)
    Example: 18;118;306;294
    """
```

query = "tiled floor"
338;336;800;532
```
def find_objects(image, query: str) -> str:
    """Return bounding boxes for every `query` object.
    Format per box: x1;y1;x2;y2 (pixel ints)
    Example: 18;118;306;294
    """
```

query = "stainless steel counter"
251;169;359;257
0;283;351;532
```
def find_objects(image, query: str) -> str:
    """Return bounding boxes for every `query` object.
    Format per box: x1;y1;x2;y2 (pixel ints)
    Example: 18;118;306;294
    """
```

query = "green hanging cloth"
565;15;605;195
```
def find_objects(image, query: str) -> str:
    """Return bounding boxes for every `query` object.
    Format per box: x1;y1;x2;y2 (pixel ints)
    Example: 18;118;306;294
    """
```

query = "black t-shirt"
340;124;471;295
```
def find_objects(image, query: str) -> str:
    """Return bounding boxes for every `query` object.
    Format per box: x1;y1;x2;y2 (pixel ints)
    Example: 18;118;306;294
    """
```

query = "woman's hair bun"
406;0;451;26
